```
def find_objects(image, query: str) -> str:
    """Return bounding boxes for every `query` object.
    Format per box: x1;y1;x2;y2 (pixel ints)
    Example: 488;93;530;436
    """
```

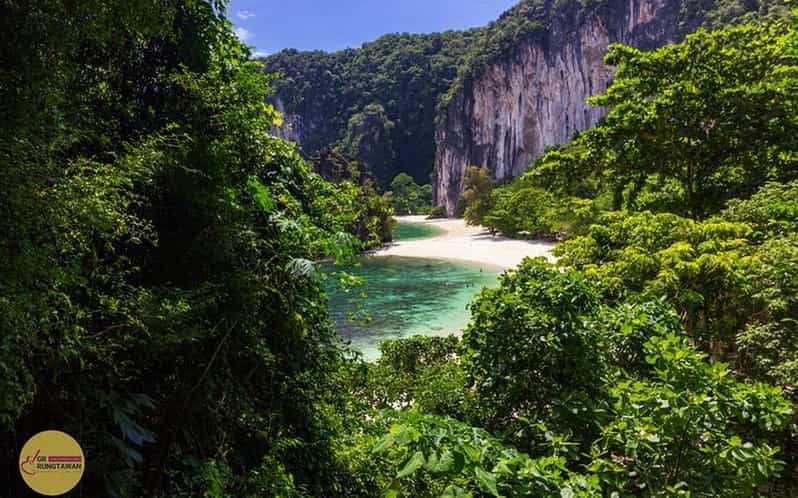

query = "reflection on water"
323;256;499;360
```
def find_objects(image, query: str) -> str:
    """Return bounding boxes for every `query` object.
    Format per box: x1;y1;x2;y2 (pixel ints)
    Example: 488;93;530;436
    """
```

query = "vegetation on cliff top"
264;0;787;189
262;30;479;185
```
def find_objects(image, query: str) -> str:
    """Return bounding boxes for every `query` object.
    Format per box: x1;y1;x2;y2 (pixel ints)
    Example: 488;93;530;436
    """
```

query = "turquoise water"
392;221;445;241
323;256;499;360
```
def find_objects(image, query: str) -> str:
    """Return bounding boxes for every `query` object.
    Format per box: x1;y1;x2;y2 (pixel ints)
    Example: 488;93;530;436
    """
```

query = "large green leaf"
373;433;396;454
397;451;426;478
474;466;500;497
441;484;471;498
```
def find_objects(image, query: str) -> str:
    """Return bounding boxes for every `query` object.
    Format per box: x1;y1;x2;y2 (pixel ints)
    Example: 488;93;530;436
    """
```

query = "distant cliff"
263;0;784;207
433;0;685;214
261;32;479;186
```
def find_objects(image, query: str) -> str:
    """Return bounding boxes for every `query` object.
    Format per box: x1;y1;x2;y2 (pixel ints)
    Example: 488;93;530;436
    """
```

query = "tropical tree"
342;103;397;187
385;173;434;215
580;22;798;218
0;2;375;495
462;166;494;226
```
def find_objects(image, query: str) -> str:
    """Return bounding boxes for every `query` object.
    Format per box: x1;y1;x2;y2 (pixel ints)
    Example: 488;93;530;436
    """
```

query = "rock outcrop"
434;0;683;214
272;97;336;154
272;98;304;144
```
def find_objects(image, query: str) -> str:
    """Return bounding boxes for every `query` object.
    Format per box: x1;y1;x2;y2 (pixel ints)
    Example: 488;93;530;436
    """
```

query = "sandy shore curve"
377;216;555;271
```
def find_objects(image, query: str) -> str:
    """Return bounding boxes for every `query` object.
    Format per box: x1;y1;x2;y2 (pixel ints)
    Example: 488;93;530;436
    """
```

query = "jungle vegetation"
262;0;788;189
1;1;798;497
465;13;798;496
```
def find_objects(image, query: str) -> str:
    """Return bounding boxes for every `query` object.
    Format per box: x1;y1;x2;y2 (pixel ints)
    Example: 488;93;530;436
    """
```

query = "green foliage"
596;300;683;373
427;205;449;219
342;103;396;187
356;336;470;419
685;0;794;30
302;146;395;247
723;181;798;239
462;166;495;227
546;22;797;218
737;234;798;393
385;173;434;215
484;171;606;239
462;259;603;448
371;410;600;498
263;30;480;184
370;268;792;497
547;186;798;490
484;184;557;238
0;1;382;495
305;176;394;252
592;332;791;497
555;211;753;344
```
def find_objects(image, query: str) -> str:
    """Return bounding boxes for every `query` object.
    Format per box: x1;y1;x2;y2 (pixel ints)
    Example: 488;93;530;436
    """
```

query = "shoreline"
376;215;555;271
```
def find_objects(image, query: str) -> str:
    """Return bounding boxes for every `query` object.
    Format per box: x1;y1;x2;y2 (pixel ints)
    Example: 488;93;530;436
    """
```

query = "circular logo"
19;430;85;496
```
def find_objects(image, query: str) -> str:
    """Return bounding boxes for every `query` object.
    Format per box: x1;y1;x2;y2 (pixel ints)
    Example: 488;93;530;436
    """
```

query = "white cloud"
236;10;255;20
234;27;252;43
252;51;270;59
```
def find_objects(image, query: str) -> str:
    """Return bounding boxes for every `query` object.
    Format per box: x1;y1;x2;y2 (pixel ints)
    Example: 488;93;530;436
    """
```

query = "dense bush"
0;2;384;495
427;205;449;219
723;181;798;239
369;261;792;498
483;172;606;239
462;259;603;447
384;173;434;215
462;166;495;227
554;211;753;346
737;234;798;395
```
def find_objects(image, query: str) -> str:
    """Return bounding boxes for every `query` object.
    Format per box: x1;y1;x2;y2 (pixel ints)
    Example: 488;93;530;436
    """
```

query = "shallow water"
391;221;445;241
323;256;499;360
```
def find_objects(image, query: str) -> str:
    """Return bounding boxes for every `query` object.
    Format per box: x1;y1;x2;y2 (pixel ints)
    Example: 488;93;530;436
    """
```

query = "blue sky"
226;0;518;56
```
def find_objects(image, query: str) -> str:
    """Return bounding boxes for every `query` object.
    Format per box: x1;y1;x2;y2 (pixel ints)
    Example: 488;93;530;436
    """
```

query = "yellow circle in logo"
19;430;85;496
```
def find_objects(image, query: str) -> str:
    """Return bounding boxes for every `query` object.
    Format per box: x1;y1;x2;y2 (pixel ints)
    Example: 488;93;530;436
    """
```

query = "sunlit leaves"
593;332;791;496
555;211;752;343
526;22;798;218
385;173;434;216
462;166;495;226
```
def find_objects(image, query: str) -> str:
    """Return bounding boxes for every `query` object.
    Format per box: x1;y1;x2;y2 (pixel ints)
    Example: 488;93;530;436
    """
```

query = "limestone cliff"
434;0;684;214
272;97;336;152
272;98;303;144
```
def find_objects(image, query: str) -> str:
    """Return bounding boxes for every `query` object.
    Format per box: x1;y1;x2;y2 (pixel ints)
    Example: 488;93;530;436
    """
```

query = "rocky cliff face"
271;97;335;153
434;0;683;214
272;98;304;144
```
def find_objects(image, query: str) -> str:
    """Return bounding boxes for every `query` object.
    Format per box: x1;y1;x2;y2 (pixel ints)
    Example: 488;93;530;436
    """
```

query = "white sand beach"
378;216;555;270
